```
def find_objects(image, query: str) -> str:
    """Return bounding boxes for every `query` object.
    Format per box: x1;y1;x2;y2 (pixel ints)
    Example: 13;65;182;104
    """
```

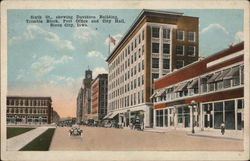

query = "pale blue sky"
7;9;243;117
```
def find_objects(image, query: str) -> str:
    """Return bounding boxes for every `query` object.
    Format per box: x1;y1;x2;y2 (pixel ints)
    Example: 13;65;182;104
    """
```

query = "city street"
49;126;243;151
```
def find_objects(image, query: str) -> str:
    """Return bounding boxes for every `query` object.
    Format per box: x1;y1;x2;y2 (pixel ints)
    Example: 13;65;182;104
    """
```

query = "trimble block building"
106;9;199;127
152;42;244;131
91;74;108;120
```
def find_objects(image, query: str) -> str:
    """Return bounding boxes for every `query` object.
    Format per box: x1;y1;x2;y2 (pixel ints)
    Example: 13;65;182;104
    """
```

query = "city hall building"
106;9;199;127
152;42;244;131
6;96;53;124
91;74;108;120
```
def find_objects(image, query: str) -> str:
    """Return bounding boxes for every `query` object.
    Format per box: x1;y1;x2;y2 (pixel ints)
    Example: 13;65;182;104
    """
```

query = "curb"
186;133;243;141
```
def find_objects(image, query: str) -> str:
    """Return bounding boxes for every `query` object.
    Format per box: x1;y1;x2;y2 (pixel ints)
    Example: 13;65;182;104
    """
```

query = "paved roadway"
49;126;243;151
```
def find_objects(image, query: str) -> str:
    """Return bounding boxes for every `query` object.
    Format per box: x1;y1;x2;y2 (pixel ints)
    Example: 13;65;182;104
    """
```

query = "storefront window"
223;79;231;88
183;107;190;127
156;110;163;127
164;109;168;127
225;101;235;129
177;108;183;123
214;102;223;129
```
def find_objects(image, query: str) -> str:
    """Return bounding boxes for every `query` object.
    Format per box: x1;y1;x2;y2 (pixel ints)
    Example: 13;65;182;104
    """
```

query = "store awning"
108;111;119;119
224;66;240;80
187;78;198;88
103;113;112;119
150;91;158;99
207;72;221;83
156;89;166;97
215;68;231;81
174;82;188;92
200;74;213;84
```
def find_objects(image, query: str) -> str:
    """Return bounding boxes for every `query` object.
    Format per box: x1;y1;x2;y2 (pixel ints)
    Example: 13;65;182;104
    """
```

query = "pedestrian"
220;122;225;135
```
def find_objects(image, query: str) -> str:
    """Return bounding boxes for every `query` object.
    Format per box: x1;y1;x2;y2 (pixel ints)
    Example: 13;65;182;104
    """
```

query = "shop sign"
166;100;185;107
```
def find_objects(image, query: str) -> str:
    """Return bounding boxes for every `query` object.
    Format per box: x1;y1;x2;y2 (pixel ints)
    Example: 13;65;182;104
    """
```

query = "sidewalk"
186;129;243;140
7;126;50;151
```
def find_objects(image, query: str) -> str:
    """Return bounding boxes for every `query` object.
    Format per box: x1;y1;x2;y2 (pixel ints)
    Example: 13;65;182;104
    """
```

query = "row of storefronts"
152;42;244;131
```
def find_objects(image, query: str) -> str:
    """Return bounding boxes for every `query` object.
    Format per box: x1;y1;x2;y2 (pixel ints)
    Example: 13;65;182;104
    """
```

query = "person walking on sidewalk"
220;122;225;135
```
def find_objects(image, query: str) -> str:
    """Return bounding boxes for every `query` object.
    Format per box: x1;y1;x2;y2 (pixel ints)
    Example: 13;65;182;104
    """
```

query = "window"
152;27;159;38
138;77;141;86
134;79;137;88
163;44;170;54
176;45;184;55
188;46;195;56
152;43;159;53
142;60;144;70
177;30;184;40
142;45;144;55
142;75;144;85
156;110;164;127
138;91;140;104
139;34;141;44
176;60;184;69
163;59;170;69
134;93;136;105
138;62;141;72
141;90;144;103
152;58;159;68
188;32;195;42
142;30;144;40
163;28;170;39
152;73;159;81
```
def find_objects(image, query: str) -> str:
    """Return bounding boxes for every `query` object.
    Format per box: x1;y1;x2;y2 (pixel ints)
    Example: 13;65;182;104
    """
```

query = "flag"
110;36;116;45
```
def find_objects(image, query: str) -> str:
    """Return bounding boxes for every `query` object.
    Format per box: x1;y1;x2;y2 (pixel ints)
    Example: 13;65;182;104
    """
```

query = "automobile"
69;124;83;136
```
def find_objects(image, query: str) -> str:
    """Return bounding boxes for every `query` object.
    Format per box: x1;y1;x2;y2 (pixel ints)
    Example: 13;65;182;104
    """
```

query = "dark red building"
152;42;244;131
7;96;53;124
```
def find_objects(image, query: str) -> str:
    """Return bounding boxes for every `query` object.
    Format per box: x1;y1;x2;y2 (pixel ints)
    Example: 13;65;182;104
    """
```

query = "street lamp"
15;115;17;125
191;100;197;134
39;116;42;125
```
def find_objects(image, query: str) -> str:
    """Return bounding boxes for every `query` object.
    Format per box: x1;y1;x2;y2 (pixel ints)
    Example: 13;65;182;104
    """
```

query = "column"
159;26;163;77
153;109;156;128
174;108;177;129
189;105;193;131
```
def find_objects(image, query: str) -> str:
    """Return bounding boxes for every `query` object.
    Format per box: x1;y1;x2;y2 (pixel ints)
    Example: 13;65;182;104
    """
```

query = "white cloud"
201;24;229;35
87;50;106;60
92;67;108;78
233;31;244;44
73;27;98;41
16;69;27;80
10;24;75;50
31;55;73;76
50;75;75;86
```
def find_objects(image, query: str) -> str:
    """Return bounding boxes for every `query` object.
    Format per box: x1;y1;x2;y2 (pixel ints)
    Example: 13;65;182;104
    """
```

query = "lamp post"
39;116;42;125
191;100;196;134
15;115;17;125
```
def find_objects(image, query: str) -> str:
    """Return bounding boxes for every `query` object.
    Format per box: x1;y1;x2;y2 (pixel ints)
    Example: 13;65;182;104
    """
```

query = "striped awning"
187;78;198;88
215;68;231;81
174;82;188;92
224;66;240;80
207;72;221;83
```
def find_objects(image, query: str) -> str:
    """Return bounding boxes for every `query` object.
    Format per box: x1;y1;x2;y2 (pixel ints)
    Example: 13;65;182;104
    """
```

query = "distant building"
76;87;83;124
52;110;60;123
76;69;93;123
91;74;108;120
152;42;244;131
6;96;53;124
106;9;199;128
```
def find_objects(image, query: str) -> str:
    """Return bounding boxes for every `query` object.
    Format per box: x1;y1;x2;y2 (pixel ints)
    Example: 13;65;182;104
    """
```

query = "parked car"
69;124;83;136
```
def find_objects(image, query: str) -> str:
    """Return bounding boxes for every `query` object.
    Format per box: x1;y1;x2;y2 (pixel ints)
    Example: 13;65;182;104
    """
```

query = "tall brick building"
91;74;108;120
106;9;199;127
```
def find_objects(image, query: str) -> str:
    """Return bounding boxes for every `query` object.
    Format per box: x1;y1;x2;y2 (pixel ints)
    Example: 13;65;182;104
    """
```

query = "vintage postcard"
1;0;249;160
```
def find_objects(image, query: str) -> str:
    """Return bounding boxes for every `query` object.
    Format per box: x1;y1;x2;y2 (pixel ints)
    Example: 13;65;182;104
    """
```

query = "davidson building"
106;9;199;128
